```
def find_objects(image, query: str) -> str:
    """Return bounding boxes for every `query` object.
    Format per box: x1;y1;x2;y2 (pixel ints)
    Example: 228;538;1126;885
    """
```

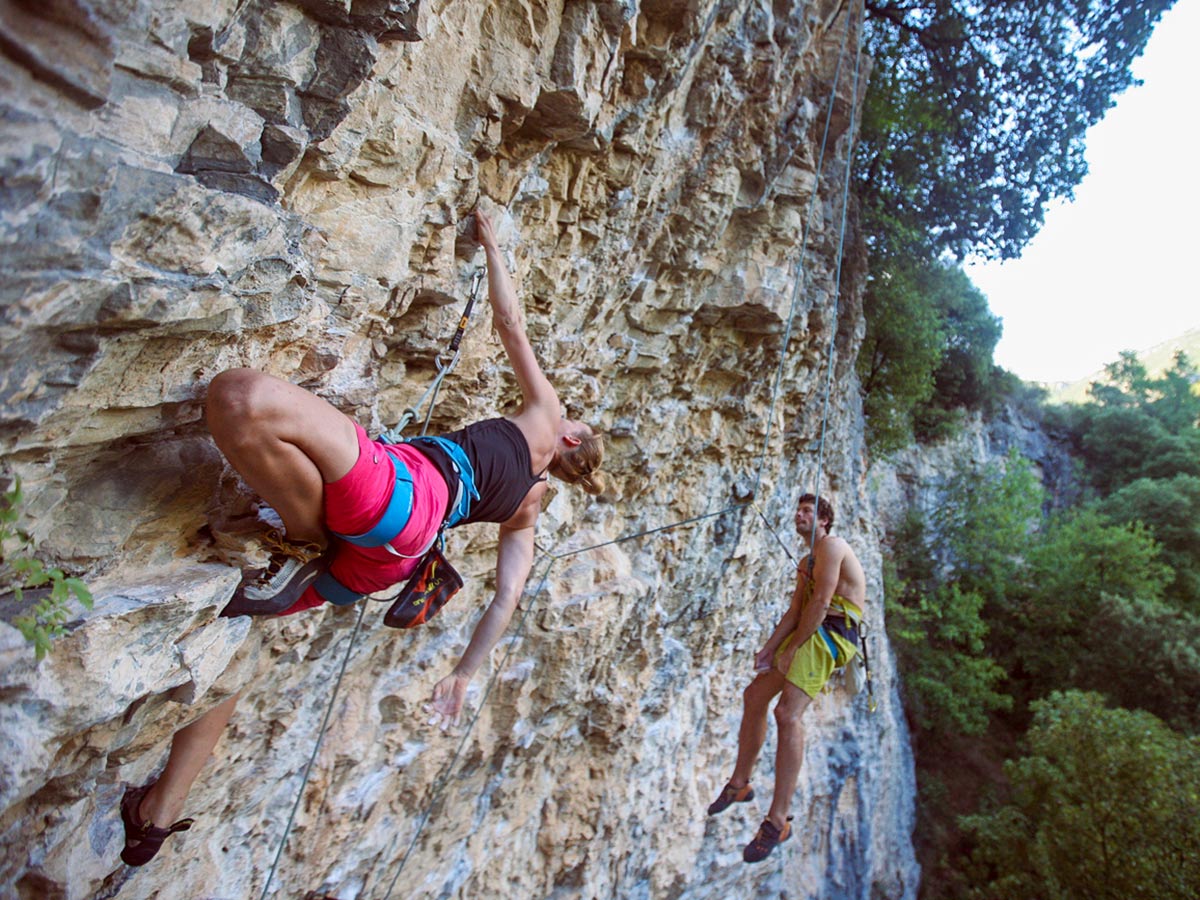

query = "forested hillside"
883;352;1200;898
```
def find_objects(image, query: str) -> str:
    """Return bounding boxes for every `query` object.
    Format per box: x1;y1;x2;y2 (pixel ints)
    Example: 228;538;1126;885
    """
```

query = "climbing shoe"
221;534;327;617
706;782;755;816
120;783;194;866
742;816;793;863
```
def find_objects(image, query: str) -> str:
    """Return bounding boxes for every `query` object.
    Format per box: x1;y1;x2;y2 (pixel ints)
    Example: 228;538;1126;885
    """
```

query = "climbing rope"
804;4;876;714
364;3;869;894
259;603;368;900
375;550;559;900
806;4;863;552
752;1;856;503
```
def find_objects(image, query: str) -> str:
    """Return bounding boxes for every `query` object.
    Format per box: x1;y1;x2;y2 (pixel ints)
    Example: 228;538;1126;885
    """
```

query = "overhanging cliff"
0;1;918;898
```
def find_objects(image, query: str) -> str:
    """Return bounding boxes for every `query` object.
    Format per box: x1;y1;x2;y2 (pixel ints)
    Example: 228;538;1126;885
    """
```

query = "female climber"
118;209;607;866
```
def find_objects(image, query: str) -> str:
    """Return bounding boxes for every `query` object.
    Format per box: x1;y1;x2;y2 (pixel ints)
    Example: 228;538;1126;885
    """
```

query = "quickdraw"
381;266;485;442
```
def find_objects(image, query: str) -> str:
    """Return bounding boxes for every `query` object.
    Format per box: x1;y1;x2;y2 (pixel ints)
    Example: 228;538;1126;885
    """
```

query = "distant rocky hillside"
0;2;917;900
870;398;1079;545
1048;326;1200;405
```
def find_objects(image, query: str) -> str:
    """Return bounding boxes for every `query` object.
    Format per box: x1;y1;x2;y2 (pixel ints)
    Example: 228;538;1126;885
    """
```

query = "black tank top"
423;418;546;526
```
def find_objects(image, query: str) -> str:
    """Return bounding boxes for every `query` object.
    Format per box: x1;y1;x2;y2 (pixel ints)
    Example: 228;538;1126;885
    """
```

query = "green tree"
1064;351;1200;494
886;452;1040;735
1100;475;1200;612
1088;350;1155;409
1073;405;1173;494
857;258;945;452
1087;349;1200;429
993;507;1170;700
859;0;1177;261
963;691;1200;900
1149;351;1200;431
889;579;1010;735
1075;596;1200;734
913;272;1003;441
930;449;1042;607
857;257;1004;451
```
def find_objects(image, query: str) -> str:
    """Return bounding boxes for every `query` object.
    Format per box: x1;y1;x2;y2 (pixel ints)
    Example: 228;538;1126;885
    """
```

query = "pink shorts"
286;422;450;613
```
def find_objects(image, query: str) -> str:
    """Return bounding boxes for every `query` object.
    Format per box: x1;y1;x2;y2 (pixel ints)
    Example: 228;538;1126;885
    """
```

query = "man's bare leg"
136;694;240;827
729;671;785;787
767;683;813;828
206;369;359;544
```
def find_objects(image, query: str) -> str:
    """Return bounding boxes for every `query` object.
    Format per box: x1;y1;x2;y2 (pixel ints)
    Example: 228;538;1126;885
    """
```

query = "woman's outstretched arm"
474;210;560;418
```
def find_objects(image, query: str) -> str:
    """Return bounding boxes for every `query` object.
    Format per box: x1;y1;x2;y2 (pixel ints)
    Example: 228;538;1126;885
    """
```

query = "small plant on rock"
1;476;93;660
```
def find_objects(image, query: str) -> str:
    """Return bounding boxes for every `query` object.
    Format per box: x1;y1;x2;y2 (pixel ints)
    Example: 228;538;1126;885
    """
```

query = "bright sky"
965;0;1200;385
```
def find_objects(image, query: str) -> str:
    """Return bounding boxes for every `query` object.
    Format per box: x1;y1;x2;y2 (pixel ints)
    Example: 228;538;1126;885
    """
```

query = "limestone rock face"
868;403;1079;542
1;1;918;898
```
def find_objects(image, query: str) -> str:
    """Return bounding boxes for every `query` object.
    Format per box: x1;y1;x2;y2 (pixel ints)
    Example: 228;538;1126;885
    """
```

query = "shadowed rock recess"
0;1;918;898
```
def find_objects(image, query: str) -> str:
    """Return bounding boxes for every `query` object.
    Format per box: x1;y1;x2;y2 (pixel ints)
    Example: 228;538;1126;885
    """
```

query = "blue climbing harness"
315;438;479;607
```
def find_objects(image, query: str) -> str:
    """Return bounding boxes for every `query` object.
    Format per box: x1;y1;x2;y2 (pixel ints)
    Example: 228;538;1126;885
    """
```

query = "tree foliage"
992;507;1168;669
886;451;1040;735
963;691;1200;900
1100;475;1200;612
888;576;1009;735
1060;351;1200;610
857;258;1002;450
984;506;1192;725
1070;352;1200;493
858;0;1177;261
857;259;944;452
897;347;1200;897
1074;596;1200;734
929;449;1042;606
854;2;1177;455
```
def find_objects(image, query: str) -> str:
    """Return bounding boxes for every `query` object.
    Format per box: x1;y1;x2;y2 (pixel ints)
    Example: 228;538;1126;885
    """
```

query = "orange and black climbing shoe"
706;782;755;816
742;816;793;863
119;784;194;866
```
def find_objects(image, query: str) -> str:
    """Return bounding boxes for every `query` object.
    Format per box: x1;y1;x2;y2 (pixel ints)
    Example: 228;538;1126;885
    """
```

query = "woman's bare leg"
205;369;359;544
137;694;240;826
141;370;358;825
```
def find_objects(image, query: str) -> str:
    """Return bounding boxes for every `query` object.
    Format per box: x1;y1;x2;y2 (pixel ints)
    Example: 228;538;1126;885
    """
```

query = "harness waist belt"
405;435;479;528
332;458;415;548
823;614;859;649
314;570;366;606
816;625;841;664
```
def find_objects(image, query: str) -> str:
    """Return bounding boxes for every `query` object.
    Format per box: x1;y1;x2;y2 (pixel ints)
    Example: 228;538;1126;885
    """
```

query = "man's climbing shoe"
707;782;755;816
742;816;793;863
220;533;327;617
120;783;194;866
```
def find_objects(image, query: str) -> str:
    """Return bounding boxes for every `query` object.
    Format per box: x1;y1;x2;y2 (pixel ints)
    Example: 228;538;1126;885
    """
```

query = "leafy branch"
1;476;93;660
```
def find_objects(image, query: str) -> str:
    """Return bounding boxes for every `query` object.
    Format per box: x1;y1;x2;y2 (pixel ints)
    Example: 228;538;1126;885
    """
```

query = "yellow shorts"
775;625;858;698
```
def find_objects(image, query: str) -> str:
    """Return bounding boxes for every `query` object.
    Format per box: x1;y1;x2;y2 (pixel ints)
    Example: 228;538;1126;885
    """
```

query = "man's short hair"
797;492;834;532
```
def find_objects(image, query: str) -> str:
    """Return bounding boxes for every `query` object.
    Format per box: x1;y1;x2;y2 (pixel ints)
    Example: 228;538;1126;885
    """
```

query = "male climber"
707;493;866;862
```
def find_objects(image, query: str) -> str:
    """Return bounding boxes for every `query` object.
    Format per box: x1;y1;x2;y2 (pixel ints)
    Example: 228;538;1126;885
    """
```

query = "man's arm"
775;540;845;675
754;570;807;670
427;521;536;728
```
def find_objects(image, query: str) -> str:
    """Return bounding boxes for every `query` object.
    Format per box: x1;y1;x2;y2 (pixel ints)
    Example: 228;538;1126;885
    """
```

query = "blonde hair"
556;429;607;496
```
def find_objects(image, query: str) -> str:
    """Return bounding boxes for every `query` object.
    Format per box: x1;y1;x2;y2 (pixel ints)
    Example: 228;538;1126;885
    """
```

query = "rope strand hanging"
382;266;486;443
